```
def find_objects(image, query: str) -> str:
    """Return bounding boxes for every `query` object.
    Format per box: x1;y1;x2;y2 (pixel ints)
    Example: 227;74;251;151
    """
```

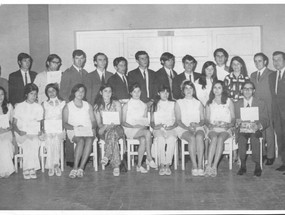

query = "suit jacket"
0;77;9;99
8;70;37;106
250;68;274;115
107;73;129;100
234;96;269;130
127;67;156;103
85;69;113;105
269;71;285;119
59;65;88;102
172;72;201;100
155;67;177;100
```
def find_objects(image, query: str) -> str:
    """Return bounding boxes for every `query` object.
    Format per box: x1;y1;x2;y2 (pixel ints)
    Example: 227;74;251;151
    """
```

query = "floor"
0;156;285;211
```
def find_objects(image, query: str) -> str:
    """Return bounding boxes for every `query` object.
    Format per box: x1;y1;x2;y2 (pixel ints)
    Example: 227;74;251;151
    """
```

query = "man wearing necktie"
250;53;275;165
235;81;269;177
269;51;285;173
8;53;37;106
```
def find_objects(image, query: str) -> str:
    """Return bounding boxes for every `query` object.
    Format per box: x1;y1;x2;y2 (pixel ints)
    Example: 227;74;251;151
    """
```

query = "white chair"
14;145;23;173
222;136;234;170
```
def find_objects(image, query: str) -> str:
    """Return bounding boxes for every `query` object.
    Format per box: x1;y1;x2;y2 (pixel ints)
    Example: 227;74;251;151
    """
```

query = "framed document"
45;119;62;134
23;121;41;135
74;126;93;137
0;115;9;129
47;71;62;85
240;122;257;133
240;107;259;121
102;111;120;125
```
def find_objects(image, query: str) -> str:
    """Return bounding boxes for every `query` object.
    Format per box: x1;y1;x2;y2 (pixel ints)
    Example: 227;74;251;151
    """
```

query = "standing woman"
94;84;125;176
63;84;96;179
195;61;218;106
42;83;65;176
13;83;44;179
122;83;157;173
175;80;205;176
205;80;235;177
151;85;177;176
0;86;15;178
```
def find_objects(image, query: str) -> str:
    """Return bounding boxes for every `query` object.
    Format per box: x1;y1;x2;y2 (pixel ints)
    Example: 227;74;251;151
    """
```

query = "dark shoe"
237;167;247;175
262;155;267;163
275;165;285;171
66;162;74;168
254;167;262;177
265;158;274;165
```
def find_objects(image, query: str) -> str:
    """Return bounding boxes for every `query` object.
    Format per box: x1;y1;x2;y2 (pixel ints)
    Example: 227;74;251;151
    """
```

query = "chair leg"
127;142;131;171
94;139;98;172
101;142;105;170
131;145;134;167
61;141;64;171
174;143;178;170
40;146;45;173
181;141;185;171
260;138;263;170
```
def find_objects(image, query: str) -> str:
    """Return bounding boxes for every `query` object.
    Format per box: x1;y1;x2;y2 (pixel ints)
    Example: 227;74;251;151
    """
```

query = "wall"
48;4;285;73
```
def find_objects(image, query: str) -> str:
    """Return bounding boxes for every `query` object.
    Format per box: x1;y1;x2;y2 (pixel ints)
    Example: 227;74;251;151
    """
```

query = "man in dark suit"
107;57;129;103
235;81;269;177
85;52;113;105
269;51;285;173
128;51;156;109
250;53;275;165
155;52;177;100
59;49;88;102
9;53;37;106
172;55;201;100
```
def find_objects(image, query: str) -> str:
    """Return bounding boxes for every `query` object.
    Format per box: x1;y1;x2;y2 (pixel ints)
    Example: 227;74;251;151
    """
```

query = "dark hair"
17;53;33;68
0;86;8;114
152;85;172;112
113;57;127;67
45;83;60;101
254;52;269;67
207;80;228;106
229;56;248;77
135;51;149;60
46;54;62;69
69;83;87;101
273;51;285;60
199;61;218;89
180;80;198;100
242;81;256;90
129;83;141;94
160;52;175;65
213;48;229;61
24;83;38;99
72;49;86;58
94;84;115;112
182;55;197;65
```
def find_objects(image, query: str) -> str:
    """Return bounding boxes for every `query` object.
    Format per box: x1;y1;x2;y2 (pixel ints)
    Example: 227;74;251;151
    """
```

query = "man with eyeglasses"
235;81;269;177
34;54;62;104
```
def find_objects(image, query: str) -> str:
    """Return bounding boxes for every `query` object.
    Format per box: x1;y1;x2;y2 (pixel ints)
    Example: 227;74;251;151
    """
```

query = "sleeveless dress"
194;79;212;106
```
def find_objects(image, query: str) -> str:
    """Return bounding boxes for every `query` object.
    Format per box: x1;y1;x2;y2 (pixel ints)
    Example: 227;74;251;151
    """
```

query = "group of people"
0;47;285;179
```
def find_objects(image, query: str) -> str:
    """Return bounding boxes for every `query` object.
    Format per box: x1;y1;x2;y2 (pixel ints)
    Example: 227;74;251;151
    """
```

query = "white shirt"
164;67;174;78
139;67;149;97
20;69;31;85
243;97;253;107
258;67;266;77
216;65;229;81
275;67;285;94
96;69;105;81
117;72;128;85
73;64;82;73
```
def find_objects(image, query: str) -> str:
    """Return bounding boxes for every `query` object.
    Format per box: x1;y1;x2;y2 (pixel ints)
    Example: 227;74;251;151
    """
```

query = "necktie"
278;70;282;82
123;76;128;92
189;74;192;83
169;71;173;79
24;72;28;85
257;71;261;82
101;73;105;85
246;103;250;108
79;69;83;77
143;70;146;79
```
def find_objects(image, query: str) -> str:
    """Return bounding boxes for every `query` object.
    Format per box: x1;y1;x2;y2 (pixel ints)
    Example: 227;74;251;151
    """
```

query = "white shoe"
159;166;166;176
136;166;148;173
197;169;204;176
113;167;120;176
165;167;172;176
191;168;199;176
146;159;157;169
30;169;37;179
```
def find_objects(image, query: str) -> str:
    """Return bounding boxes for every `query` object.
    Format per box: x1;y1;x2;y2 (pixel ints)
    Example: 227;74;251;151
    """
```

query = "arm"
62;104;73;130
88;104;96;131
150;110;163;130
174;102;189;130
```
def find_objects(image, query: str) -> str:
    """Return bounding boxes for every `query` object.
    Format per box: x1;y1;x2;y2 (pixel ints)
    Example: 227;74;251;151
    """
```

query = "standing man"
172;54;201;100
107;57;129;103
9;53;37;106
155;52;177;100
85;52;113;105
0;65;9;97
250;53;275;165
269;51;285;173
213;48;230;81
128;51;156;109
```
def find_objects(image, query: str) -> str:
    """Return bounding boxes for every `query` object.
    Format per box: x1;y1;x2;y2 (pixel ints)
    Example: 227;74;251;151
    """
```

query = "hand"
188;125;196;132
235;119;242;127
18;130;27;136
250;123;258;132
0;127;9;134
208;124;214;130
190;122;199;128
155;124;164;129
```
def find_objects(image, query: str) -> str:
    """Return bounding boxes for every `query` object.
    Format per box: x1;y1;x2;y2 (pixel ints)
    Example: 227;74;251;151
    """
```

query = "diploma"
47;71;62;85
102;111;120;125
240;107;259;121
23;121;41;135
0;115;9;128
45;119;62;133
74;126;93;137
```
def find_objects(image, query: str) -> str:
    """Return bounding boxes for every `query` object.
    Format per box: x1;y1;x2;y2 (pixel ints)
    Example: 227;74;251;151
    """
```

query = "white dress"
0;104;15;178
14;101;44;171
194;79;212;106
124;98;147;139
43;98;65;169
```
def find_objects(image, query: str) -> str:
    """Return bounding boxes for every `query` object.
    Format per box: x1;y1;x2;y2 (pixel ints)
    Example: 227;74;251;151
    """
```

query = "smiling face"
26;90;37;103
95;54;107;70
273;54;285;71
183;84;194;98
115;60;127;75
183;59;196;73
137;54;149;69
19;58;31;71
130;87;141;100
47;87;57;99
158;89;169;101
101;87;112;102
213;82;223;97
73;55;86;69
205;65;214;78
163;58;174;70
47;57;61;71
231;60;242;73
74;87;85;100
242;83;254;100
215;51;227;67
254;55;266;71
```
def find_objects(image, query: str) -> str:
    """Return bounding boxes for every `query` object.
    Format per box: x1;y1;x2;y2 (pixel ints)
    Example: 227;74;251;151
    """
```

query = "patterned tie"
25;72;28;85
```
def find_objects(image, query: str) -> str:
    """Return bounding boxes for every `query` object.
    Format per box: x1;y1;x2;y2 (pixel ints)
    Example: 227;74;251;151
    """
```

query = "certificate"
240;107;259;121
23;121;41;135
74;126;93;137
45;119;62;133
47;71;62;85
0;115;9;128
102;111;120;125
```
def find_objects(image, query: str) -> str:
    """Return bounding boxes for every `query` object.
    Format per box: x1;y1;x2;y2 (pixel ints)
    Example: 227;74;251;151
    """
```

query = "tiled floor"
1;156;285;211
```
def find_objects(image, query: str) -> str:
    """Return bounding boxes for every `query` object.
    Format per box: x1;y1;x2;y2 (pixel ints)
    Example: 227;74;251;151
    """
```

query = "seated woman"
42;83;65;176
205;80;235;177
13;83;44;180
0;86;15;178
175;80;205;176
151;85;177;176
63;84;96;179
94;84;125;177
122;83;157;173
